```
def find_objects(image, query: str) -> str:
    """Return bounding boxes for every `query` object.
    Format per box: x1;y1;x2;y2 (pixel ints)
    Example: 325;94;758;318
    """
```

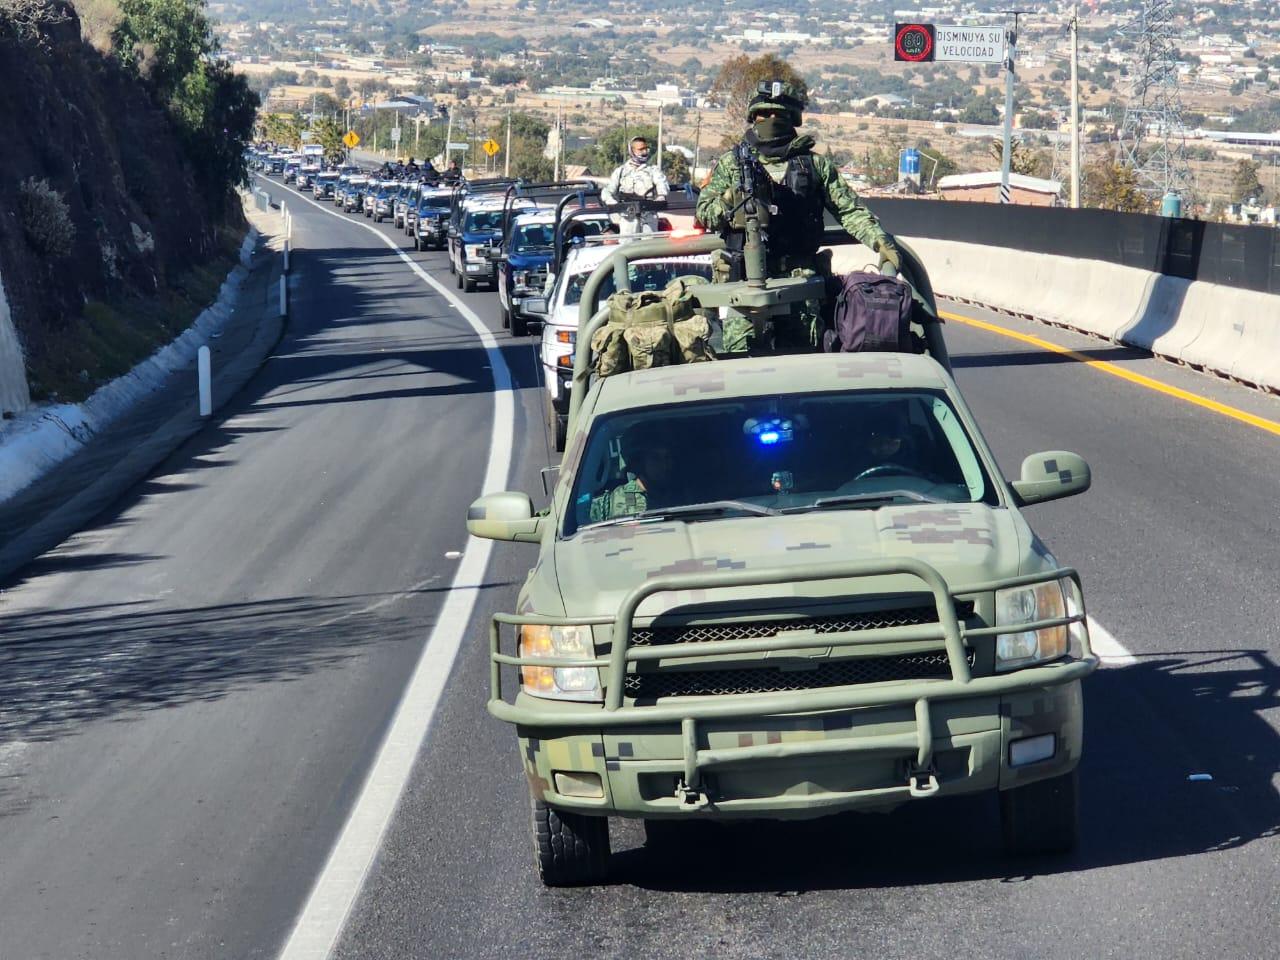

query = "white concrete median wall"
884;235;1280;393
0;271;30;416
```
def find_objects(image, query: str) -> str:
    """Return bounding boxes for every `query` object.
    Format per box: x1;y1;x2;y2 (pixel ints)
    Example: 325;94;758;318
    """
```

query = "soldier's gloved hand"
721;184;746;212
876;238;902;276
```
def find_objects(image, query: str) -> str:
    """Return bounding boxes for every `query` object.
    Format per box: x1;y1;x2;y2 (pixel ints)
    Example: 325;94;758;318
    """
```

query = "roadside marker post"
283;239;290;273
198;346;212;417
279;274;287;318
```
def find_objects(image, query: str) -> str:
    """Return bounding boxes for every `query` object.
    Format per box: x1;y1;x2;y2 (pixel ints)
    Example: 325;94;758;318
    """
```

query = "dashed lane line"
269;181;515;960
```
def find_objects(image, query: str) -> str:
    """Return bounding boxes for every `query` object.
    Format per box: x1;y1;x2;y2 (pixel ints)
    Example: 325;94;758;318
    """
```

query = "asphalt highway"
1;181;1277;960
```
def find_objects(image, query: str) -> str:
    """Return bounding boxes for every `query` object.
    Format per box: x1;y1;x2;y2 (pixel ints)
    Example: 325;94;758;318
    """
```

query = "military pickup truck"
467;234;1099;886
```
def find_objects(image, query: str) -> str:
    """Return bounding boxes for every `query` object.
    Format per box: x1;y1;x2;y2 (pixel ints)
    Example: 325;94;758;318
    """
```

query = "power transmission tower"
1115;0;1193;204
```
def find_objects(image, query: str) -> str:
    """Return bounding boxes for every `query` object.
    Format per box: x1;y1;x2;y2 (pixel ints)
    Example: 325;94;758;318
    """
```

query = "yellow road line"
941;308;1280;438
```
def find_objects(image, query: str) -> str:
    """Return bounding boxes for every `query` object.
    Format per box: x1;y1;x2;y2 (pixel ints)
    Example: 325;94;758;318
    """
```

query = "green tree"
709;53;807;121
113;0;211;103
988;139;1046;177
1084;161;1152;213
1229;159;1264;202
103;0;257;201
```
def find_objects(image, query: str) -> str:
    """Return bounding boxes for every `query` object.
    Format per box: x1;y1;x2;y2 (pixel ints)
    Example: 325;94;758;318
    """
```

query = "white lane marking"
274;183;515;960
1088;615;1137;667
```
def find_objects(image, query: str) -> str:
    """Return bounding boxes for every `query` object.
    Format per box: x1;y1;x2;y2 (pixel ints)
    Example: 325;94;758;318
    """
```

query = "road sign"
390;127;401;144
343;130;360;148
299;130;314;142
447;142;469;151
894;23;935;62
935;25;1006;64
482;138;501;157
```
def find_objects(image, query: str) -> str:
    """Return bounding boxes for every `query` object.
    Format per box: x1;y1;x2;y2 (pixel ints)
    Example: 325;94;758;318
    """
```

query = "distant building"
938;172;1063;206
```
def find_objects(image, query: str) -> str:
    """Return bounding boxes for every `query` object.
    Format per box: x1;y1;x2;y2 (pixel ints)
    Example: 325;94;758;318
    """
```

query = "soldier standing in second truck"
696;81;903;354
602;136;670;234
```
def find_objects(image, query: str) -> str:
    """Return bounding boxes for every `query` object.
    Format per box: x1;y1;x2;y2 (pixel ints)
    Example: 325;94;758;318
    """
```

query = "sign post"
999;12;1027;205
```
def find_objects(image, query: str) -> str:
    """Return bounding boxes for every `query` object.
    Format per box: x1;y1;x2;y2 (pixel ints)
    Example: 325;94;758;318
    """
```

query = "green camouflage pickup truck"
467;236;1099;886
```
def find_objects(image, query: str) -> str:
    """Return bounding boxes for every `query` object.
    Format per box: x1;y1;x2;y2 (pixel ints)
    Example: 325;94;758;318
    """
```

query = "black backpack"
823;272;914;353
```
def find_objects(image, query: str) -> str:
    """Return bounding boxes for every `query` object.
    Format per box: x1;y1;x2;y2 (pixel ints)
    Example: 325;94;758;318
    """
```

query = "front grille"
631;603;974;647
624;649;976;700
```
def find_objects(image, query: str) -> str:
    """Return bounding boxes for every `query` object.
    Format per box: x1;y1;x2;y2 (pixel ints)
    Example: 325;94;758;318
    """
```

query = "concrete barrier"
1230;295;1280;391
843;234;1280;393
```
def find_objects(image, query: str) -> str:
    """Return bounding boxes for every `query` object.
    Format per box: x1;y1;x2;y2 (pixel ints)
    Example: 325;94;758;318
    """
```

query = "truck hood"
550;503;1028;619
462;230;501;243
508;251;552;270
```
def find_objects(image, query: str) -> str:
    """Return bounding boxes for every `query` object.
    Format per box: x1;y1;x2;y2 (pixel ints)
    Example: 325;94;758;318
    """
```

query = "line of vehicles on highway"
250;144;1102;888
251;145;712;451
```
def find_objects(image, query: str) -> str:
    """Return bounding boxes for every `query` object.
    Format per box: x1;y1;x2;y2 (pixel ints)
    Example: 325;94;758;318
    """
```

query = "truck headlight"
994;577;1083;671
519;624;601;702
466;244;488;259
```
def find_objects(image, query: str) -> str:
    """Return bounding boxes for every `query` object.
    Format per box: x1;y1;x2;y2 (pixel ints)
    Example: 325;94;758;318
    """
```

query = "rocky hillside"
0;0;255;412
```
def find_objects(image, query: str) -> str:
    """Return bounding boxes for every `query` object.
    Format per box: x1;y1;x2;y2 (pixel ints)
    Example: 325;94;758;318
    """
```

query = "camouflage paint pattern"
491;350;1094;821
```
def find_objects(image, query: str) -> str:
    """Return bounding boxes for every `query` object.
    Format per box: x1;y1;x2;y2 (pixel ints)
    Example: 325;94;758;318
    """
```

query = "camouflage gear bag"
590;276;717;375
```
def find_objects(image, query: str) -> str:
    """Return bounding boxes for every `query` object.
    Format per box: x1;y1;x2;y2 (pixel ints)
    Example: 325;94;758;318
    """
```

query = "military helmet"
747;80;807;124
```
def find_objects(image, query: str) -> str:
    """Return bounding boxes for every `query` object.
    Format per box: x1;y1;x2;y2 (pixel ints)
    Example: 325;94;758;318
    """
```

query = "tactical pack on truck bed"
466;231;1099;886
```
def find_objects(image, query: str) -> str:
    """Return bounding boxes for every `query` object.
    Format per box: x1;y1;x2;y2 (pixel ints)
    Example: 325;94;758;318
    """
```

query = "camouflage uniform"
588;478;647;522
697;143;894;353
695;80;898;355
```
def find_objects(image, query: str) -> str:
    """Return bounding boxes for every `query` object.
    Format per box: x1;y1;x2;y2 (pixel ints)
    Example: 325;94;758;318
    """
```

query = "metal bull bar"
488;561;1098;805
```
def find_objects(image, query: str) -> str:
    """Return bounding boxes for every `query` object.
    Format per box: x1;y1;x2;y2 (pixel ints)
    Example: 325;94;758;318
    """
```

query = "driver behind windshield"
589;427;690;522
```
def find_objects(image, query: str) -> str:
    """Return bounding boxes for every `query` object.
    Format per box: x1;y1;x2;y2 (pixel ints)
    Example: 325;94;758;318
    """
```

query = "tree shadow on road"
608;650;1280;892
0;591;434;743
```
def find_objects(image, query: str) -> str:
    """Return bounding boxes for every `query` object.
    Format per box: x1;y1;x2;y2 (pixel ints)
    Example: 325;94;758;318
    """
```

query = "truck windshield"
465;210;503;231
512;224;554;253
563;260;712;306
564;390;995;536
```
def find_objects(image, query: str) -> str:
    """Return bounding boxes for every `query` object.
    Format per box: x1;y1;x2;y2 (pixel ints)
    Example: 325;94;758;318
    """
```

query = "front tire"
456;271;463;289
1000;768;1079;856
530;796;609;886
500;305;511;329
511;310;529;337
463;277;476;293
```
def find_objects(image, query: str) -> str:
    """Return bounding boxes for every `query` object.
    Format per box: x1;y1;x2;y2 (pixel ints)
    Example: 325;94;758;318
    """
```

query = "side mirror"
524;296;548;318
466;492;545;542
1010;451;1091;506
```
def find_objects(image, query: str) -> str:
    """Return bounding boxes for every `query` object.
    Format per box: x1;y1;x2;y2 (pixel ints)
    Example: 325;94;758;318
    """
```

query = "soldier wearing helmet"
588;425;687;522
696;80;903;354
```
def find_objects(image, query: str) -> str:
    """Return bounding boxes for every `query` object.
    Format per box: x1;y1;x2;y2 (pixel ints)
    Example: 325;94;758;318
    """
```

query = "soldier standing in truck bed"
696;80;903;354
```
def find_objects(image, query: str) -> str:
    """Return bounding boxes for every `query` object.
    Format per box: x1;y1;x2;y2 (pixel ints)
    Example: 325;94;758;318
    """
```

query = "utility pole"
1070;1;1082;208
693;111;702;182
311;47;318;130
656;103;664;175
504;110;512;178
1000;10;1026;204
443;105;454;169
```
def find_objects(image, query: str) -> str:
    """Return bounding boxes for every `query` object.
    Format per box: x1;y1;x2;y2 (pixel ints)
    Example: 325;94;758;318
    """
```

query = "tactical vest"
767;154;825;258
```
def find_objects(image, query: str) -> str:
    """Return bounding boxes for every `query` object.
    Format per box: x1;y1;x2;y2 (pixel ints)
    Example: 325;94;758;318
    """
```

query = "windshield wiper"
634;500;781;521
792;490;948;513
579;500;779;532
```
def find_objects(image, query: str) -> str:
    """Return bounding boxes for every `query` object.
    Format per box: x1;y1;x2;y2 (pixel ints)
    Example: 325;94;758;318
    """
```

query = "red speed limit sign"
894;23;936;62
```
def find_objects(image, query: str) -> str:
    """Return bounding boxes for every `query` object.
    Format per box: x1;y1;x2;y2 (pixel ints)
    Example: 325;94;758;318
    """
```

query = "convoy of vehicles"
253;152;1098;889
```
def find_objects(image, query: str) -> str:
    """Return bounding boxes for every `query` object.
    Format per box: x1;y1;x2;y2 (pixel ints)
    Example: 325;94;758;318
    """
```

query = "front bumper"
489;562;1096;819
